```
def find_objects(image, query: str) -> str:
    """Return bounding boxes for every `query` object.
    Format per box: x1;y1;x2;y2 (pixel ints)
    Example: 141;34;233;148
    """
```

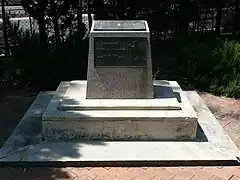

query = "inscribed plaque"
94;37;147;67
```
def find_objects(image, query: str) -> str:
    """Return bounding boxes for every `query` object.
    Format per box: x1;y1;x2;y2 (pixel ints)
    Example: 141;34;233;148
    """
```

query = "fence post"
29;15;33;36
77;0;83;38
1;0;10;56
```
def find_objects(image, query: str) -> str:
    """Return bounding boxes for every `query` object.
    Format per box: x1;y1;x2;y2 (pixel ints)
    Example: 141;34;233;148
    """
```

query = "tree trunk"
87;0;92;31
112;0;117;19
38;0;48;46
233;3;239;35
1;0;10;56
50;0;60;44
38;15;47;45
94;0;106;20
115;0;126;20
212;8;214;31
215;4;222;36
178;0;189;36
77;0;83;37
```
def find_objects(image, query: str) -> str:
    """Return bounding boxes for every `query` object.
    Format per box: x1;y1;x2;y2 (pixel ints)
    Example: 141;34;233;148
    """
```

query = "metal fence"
0;1;36;56
0;0;95;56
0;0;237;56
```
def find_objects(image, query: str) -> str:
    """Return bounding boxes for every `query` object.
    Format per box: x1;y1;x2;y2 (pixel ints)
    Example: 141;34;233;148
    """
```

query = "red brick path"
1;166;240;180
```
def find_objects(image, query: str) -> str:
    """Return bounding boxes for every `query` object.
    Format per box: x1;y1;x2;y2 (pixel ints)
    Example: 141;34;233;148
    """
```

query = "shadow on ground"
1;167;80;180
0;89;80;179
0;83;107;163
0;87;105;179
0;89;37;147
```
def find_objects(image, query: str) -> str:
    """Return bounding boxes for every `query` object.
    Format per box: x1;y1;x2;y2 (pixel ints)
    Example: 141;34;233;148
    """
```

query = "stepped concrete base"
42;80;198;141
59;81;181;110
0;91;239;166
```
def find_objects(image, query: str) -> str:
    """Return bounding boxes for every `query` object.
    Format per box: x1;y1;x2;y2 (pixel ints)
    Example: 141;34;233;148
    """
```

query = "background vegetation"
0;0;240;98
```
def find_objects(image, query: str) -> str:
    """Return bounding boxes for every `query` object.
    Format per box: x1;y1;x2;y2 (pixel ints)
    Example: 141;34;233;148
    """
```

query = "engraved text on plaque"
94;37;147;67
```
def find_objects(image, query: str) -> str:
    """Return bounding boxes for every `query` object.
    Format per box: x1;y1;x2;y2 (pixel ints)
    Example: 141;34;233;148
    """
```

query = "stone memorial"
41;20;198;141
1;20;239;165
86;20;153;99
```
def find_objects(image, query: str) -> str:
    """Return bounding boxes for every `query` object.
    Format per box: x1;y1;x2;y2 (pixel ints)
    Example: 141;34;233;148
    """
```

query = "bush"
179;39;240;99
212;40;240;98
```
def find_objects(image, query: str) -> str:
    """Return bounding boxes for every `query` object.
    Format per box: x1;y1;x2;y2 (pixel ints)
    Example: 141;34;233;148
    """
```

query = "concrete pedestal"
86;21;154;99
42;80;198;141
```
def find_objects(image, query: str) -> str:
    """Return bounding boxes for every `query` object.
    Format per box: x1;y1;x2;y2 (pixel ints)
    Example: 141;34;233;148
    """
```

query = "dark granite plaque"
94;37;147;67
94;21;146;31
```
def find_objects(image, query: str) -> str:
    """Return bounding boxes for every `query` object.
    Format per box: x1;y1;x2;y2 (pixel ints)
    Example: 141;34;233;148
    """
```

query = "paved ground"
0;89;240;180
1;166;240;180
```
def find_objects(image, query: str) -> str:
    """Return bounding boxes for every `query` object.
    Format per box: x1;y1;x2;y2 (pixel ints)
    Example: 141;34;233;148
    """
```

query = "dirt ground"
199;91;240;145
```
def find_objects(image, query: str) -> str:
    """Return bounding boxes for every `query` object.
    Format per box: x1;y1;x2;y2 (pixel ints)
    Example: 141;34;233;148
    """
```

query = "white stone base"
42;80;198;141
59;81;181;110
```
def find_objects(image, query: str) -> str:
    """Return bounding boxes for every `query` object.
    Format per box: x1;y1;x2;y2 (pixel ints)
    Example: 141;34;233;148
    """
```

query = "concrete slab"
0;91;53;160
59;80;181;110
42;81;198;141
0;90;239;166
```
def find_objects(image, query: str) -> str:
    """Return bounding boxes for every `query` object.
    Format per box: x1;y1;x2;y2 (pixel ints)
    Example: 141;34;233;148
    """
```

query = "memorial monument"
1;20;239;165
42;20;198;141
86;20;153;99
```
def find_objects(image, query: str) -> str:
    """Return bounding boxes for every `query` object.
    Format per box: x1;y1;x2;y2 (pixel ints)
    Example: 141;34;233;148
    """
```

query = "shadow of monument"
0;91;106;167
1;167;80;180
154;82;182;103
0;90;102;178
154;84;208;142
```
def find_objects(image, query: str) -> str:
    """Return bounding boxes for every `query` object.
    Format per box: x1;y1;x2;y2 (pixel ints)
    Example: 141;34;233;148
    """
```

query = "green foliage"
212;40;240;98
179;39;240;98
224;74;240;98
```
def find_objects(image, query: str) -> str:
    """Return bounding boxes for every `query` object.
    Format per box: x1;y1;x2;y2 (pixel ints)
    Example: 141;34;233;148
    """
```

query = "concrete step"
42;80;198;141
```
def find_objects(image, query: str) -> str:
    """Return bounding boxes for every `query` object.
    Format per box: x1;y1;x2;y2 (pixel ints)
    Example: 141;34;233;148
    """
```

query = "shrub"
212;40;240;98
179;39;240;99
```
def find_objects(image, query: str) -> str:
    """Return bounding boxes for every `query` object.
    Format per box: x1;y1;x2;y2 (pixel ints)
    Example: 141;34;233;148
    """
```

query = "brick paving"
1;166;240;180
0;91;240;180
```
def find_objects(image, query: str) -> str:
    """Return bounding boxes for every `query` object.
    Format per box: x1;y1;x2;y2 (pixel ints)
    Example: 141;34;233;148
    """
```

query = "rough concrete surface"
43;81;198;141
86;20;154;99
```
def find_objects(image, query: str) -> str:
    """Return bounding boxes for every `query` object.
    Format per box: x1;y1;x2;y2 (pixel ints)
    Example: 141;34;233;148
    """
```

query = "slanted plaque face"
94;37;147;67
94;21;146;31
